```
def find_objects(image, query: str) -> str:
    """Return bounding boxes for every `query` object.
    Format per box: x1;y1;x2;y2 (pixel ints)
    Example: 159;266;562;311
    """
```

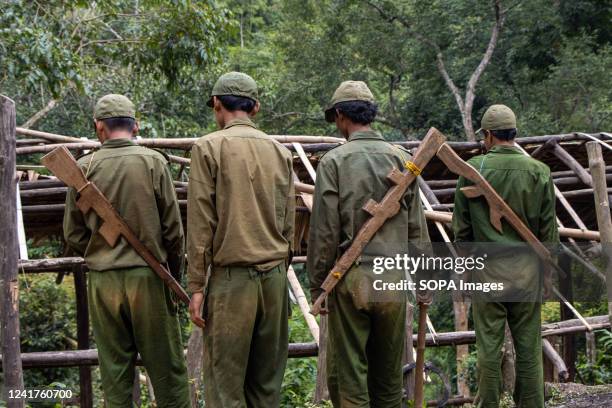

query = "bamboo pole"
15;127;345;148
0;95;25;407
586;142;612;325
423;210;600;241
287;265;320;344
417;179;470;398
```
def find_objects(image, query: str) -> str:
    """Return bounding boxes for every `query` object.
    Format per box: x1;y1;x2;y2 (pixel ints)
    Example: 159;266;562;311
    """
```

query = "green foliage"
281;305;319;406
19;275;79;391
0;0;231;96
26;238;63;259
576;329;612;385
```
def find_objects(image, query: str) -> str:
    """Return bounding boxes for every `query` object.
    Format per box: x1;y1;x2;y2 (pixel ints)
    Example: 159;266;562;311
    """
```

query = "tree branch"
20;98;60;129
465;0;507;111
365;0;510;141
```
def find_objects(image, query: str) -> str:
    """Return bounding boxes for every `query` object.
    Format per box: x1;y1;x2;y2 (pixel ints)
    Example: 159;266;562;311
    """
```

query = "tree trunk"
0;94;25;407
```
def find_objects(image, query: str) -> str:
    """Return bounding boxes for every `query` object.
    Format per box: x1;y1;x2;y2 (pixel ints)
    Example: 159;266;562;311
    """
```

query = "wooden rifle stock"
42;146;191;306
310;128;447;316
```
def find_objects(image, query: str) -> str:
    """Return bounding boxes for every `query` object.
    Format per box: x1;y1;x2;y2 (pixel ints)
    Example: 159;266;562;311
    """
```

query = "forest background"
1;0;611;406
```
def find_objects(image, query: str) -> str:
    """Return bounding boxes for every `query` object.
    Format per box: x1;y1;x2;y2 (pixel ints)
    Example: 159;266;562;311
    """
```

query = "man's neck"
104;132;133;141
221;111;251;127
345;124;372;138
491;140;515;148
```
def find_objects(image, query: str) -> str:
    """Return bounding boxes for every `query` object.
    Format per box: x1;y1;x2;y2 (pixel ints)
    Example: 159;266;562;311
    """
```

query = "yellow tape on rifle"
405;161;422;176
332;271;342;279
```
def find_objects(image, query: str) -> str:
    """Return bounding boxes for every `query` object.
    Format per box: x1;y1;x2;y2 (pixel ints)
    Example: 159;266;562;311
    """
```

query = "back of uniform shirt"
64;140;184;271
187;121;294;292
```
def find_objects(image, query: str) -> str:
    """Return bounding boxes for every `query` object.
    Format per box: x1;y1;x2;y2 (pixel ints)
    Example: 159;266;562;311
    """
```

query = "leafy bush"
19;275;79;392
576;329;612;385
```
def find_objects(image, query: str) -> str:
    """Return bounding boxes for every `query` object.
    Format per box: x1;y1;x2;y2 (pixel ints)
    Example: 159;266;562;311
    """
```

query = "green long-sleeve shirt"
186;118;295;293
307;130;430;302
64;138;184;272
452;145;558;244
452;145;559;296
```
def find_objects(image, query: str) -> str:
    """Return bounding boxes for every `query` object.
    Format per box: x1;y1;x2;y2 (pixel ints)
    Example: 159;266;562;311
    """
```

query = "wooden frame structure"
2;97;611;406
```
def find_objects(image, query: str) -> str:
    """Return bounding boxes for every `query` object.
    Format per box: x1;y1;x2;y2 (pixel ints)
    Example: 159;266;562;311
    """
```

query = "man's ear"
94;119;106;142
132;120;139;136
213;96;222;112
249;101;261;117
335;109;344;124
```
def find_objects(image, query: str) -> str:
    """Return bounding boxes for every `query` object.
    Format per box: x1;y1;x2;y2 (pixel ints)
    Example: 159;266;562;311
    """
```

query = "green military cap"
207;71;259;107
325;80;375;122
477;104;517;133
94;94;136;120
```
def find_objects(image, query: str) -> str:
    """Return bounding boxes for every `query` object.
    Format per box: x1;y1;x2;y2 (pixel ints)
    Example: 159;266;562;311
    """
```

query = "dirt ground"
545;383;612;407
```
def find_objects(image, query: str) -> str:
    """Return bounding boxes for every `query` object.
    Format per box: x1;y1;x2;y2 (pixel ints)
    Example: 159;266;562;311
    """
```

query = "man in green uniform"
187;72;295;408
452;105;559;408
308;81;430;407
64;94;190;407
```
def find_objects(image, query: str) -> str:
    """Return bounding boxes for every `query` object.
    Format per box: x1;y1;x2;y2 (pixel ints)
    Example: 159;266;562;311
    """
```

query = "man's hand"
189;292;206;328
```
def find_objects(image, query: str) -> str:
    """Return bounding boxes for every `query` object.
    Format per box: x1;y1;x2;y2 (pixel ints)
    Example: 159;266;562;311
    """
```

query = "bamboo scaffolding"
9;120;612;395
2;315;608;370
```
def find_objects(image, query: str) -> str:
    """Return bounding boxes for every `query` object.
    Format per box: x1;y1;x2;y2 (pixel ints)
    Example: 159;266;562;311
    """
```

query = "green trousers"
88;267;191;408
472;301;544;408
202;264;288;408
327;266;406;408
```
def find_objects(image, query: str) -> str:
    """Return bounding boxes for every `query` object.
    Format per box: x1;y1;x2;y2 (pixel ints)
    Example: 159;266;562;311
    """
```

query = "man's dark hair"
217;95;256;113
490;128;517;141
334;100;378;125
101;117;136;132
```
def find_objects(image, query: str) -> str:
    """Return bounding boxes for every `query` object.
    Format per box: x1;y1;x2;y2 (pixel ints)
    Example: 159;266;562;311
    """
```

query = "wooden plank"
0;94;25;407
586;142;612;325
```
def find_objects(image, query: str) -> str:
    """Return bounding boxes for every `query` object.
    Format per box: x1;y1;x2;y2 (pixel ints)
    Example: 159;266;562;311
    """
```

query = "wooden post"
586;142;612;325
132;367;141;406
403;302;415;400
313;316;329;403
558;253;576;381
0;95;25;407
501;322;516;394
186;328;203;407
73;265;93;408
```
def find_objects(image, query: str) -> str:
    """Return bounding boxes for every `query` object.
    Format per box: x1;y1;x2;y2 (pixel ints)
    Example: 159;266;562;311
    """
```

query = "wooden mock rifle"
42;146;191;306
310;127;447;315
307;127;447;408
309;128;575;406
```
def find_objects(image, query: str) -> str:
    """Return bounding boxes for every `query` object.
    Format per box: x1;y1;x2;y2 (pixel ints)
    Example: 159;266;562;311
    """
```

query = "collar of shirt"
347;129;384;142
101;138;137;149
488;145;522;155
224;117;257;130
